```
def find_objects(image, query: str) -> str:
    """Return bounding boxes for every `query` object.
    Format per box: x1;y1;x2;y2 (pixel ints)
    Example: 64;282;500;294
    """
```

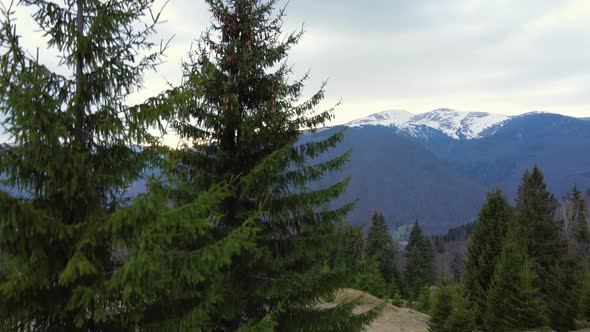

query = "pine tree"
428;284;454;332
444;291;476;332
514;166;573;330
165;0;378;330
0;0;167;329
462;189;512;324
365;210;400;287
405;221;433;299
484;236;548;332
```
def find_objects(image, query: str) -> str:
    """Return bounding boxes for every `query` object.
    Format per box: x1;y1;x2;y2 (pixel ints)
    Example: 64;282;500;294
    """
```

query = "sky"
3;0;590;131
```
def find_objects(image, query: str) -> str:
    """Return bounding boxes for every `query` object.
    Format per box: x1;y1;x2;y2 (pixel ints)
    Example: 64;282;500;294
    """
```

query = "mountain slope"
314;110;590;233
313;126;487;233
425;112;590;198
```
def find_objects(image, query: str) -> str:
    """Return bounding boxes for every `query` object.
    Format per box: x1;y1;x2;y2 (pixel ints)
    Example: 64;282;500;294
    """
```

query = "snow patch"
346;110;414;128
345;108;510;140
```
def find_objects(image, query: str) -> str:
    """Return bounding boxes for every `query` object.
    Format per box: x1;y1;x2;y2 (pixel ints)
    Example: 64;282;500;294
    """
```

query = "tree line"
347;166;590;332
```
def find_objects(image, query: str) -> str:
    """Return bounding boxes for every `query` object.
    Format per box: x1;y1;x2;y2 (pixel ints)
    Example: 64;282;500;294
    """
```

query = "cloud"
2;0;589;129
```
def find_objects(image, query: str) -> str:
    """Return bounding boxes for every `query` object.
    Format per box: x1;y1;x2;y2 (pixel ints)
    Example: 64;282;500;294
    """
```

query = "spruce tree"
166;0;378;330
353;257;389;299
104;177;263;330
514;166;573;330
484;236;548;332
428;284;454;332
405;221;433;299
365;210;400;287
514;167;565;269
333;223;364;273
444;291;476;332
415;286;432;313
462;189;512;324
0;0;167;329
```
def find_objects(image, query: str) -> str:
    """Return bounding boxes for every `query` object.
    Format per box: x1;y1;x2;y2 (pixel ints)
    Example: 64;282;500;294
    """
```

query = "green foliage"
103;180;261;330
514;167;566;271
462;189;512;324
513;166;573;330
405;221;433;299
444;292;476;332
365;210;400;285
334;224;364;272
163;0;377;330
484;237;548;332
389;278;403;306
353;257;389;299
544;262;577;332
0;0;167;329
578;270;590;321
414;286;432;313
428;284;454;332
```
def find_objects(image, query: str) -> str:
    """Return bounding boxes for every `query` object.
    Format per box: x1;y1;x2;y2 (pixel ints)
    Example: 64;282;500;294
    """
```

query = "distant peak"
346;109;414;127
345;108;510;140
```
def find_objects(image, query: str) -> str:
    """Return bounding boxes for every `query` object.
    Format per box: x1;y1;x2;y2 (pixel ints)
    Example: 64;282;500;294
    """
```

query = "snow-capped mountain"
345;108;510;140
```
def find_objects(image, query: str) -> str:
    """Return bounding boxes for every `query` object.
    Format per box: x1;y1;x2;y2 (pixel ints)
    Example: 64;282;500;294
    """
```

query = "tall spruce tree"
365;210;400;286
0;0;167;329
166;0;379;330
514;167;565;269
462;189;512;324
514;166;574;330
484;234;548;332
405;221;433;299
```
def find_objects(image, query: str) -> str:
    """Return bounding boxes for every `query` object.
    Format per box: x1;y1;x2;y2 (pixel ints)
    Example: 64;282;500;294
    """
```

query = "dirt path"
333;289;429;332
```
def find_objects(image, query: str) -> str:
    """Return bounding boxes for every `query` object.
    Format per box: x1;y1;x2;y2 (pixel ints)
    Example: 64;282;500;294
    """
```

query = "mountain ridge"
344;108;584;141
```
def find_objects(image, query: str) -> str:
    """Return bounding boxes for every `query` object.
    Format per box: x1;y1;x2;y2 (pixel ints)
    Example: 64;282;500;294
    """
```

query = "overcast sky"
5;0;590;128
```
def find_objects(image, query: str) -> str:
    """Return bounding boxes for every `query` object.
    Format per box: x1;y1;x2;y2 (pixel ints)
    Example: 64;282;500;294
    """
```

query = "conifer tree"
428;284;454;332
333;223;364;273
405;221;433;299
103;177;263;330
415;286;432;313
484;236;548;332
353;257;389;299
462;189;512;324
365;210;400;286
0;0;167;329
444;291;476;332
514;167;565;269
513;166;573;330
166;0;378;330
